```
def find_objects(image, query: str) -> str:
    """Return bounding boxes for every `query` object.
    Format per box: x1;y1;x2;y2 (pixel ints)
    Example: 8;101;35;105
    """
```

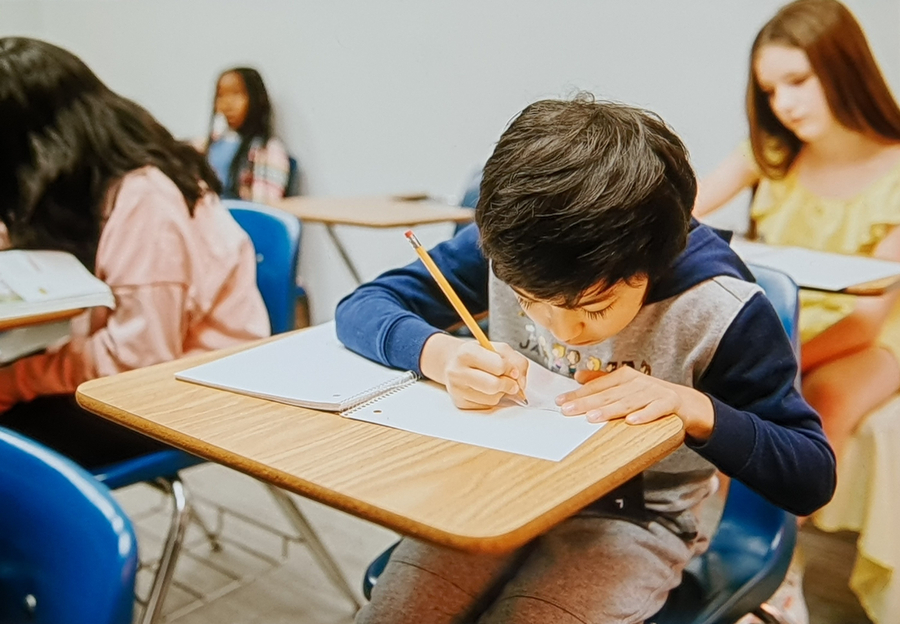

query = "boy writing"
336;95;835;624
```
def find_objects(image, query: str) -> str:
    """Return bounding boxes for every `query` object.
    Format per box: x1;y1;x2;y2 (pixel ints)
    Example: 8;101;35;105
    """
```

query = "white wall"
2;0;898;322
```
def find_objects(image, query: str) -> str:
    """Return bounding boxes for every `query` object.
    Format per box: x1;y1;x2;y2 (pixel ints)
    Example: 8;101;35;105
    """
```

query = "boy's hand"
420;333;529;409
557;366;715;441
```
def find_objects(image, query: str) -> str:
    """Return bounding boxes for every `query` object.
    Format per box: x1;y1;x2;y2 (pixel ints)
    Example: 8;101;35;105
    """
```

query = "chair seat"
91;449;205;490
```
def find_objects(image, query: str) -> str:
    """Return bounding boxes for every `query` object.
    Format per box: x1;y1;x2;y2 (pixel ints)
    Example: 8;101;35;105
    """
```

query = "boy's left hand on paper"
556;366;715;441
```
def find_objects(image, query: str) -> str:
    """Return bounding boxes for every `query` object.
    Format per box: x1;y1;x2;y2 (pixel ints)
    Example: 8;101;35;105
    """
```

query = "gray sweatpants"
357;511;708;624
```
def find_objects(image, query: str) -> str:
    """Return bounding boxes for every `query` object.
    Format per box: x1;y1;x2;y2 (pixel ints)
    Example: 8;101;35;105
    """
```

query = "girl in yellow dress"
697;3;900;620
694;0;900;463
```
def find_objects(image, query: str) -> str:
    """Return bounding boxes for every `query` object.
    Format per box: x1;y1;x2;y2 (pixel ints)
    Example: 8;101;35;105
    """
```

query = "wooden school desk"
276;196;474;284
76;333;684;554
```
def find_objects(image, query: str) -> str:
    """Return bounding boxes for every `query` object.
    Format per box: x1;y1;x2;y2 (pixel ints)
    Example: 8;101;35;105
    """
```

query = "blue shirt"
207;133;241;196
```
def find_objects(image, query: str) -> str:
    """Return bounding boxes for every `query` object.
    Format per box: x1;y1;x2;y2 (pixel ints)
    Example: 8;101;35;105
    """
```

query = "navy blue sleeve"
690;293;836;516
335;224;490;375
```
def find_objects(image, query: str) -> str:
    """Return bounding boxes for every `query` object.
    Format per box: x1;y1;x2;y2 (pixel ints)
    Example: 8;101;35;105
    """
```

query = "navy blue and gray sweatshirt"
336;222;836;517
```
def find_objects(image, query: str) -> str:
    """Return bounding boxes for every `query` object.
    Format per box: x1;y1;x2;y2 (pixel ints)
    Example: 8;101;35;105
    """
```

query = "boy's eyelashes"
585;305;614;320
515;296;614;319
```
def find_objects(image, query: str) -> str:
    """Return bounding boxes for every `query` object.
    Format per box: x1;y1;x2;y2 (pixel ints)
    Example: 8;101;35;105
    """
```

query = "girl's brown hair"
748;0;900;178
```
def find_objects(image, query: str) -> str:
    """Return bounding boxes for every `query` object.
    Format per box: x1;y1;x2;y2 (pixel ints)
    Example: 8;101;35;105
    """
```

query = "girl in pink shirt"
0;37;270;467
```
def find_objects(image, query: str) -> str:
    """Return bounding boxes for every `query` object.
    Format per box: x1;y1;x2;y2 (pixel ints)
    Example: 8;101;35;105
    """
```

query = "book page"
0;250;114;321
175;322;414;411
348;363;604;461
0;320;71;365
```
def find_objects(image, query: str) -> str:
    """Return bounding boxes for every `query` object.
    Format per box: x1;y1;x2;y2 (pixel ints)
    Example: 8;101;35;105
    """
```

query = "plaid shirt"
238;137;290;205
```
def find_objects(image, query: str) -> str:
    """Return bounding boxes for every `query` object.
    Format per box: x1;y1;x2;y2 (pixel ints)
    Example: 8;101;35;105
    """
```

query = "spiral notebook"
175;322;604;461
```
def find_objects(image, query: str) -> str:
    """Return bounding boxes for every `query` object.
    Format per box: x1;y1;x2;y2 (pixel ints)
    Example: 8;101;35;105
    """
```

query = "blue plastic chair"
286;155;302;197
453;168;481;235
0;427;137;624
225;200;359;608
363;264;800;624
226;200;301;334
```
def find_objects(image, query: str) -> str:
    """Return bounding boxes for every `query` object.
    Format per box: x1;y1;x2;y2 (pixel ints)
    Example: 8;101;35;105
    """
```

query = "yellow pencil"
405;230;528;406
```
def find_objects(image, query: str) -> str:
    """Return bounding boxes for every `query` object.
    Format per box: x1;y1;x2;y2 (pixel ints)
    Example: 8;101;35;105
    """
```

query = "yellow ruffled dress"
751;154;900;624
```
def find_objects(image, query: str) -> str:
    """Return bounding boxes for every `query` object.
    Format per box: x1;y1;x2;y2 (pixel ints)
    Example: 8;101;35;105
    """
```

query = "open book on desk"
730;239;900;294
175;322;605;461
0;250;115;324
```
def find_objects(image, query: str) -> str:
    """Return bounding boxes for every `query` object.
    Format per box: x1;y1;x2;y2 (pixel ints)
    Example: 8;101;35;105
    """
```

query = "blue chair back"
459;168;482;209
0;427;137;624
286;156;302;197
224;200;302;334
748;263;800;364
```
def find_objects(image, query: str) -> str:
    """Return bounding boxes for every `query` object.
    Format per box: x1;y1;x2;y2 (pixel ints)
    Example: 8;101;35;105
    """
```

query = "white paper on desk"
730;239;900;291
347;363;604;462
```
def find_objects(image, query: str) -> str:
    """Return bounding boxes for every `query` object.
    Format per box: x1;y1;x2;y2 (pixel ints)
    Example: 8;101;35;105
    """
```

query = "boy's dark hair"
208;67;274;198
476;95;696;305
0;37;222;269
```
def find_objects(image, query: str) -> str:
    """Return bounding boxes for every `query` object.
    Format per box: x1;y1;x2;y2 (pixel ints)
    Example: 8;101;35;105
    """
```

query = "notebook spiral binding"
341;371;418;415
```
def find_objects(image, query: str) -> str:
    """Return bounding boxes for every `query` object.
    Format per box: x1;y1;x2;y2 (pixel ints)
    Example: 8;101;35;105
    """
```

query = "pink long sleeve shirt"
0;166;271;409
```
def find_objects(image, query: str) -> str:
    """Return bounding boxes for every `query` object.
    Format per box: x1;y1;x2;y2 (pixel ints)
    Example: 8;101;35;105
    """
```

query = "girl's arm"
0;284;188;411
693;146;760;217
801;225;900;372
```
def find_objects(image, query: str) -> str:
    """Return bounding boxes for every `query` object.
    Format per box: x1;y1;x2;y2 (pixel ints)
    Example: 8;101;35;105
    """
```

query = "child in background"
337;95;835;624
205;67;292;204
695;3;900;619
0;38;270;468
694;0;900;463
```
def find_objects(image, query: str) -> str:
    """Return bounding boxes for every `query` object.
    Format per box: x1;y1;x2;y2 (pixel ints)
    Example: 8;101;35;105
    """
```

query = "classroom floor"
114;463;873;624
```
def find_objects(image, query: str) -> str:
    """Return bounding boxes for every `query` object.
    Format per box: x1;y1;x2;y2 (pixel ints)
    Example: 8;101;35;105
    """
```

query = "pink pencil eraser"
404;230;414;239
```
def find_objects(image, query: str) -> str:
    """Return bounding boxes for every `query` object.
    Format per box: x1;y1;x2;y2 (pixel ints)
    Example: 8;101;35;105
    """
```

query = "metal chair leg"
140;477;191;624
265;484;361;610
188;501;222;552
752;603;793;624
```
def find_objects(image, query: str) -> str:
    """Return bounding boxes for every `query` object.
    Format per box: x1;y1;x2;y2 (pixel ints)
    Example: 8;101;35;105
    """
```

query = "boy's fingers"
557;369;624;404
451;386;510;409
494;342;530;382
624;406;667;425
458;342;508;376
574;369;608;385
456;368;519;397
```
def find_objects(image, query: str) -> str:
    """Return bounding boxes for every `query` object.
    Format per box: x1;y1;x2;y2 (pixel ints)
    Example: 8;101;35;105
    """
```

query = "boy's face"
513;276;649;347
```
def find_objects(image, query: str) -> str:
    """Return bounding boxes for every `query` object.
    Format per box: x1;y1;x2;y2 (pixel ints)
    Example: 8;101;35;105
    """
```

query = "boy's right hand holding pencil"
420;333;530;409
406;229;531;409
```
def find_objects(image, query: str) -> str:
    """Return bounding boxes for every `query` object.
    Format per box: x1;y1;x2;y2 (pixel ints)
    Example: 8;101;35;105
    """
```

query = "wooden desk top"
841;275;900;296
0;308;82;331
277;196;474;228
76;336;684;553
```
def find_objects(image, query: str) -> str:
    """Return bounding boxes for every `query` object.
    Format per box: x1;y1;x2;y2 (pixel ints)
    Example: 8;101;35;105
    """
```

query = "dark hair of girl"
207;67;274;198
0;37;222;268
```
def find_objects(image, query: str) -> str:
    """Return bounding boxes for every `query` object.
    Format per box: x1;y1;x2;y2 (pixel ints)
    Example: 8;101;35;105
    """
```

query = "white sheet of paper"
730;239;900;291
348;363;604;462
